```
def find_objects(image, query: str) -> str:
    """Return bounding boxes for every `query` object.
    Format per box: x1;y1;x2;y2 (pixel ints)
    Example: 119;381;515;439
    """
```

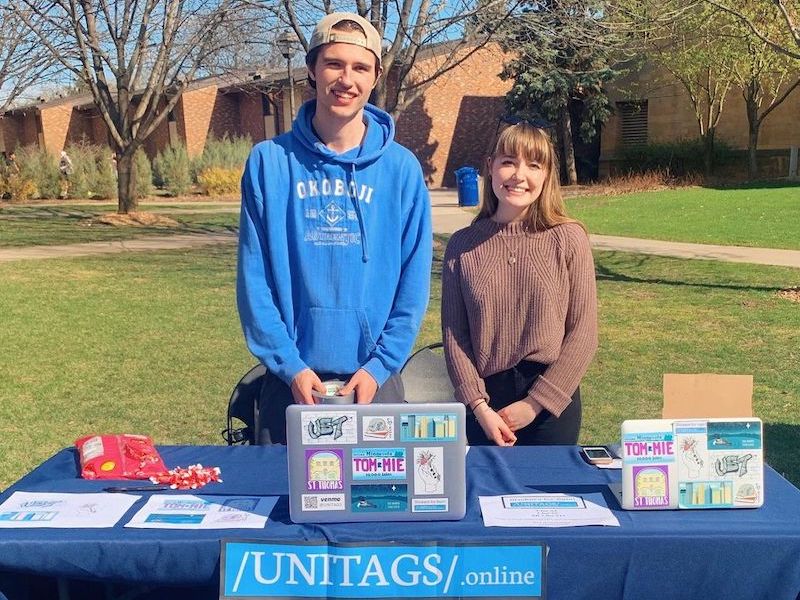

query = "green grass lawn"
1;240;798;491
0;205;239;247
568;183;800;249
4;183;800;250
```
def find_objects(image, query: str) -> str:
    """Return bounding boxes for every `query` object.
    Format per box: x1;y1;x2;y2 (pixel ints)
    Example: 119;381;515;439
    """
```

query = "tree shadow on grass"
595;253;787;293
764;422;800;488
0;206;97;220
1;204;239;236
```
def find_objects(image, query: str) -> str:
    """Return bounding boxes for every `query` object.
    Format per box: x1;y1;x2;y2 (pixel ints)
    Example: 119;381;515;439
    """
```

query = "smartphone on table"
581;446;613;465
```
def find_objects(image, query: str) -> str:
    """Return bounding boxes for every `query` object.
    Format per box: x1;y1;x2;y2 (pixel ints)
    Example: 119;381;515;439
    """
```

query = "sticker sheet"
124;495;277;529
0;492;138;528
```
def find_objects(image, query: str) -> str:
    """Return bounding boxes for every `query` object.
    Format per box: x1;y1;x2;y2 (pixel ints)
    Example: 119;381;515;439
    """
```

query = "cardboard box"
662;374;753;419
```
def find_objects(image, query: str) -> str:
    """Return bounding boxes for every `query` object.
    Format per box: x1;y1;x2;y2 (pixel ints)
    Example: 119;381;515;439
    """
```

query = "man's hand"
474;402;516;446
340;369;378;404
497;399;541;432
291;369;325;404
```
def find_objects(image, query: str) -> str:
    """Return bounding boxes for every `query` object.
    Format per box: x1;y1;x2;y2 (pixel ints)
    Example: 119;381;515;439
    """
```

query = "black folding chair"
399;342;456;403
224;343;455;445
221;364;266;445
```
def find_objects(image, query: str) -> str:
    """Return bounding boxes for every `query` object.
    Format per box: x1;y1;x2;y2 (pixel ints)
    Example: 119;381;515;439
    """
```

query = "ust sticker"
301;411;357;445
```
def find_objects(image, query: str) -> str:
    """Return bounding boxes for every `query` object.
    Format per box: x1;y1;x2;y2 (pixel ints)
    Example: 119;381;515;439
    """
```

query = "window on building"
617;101;648;147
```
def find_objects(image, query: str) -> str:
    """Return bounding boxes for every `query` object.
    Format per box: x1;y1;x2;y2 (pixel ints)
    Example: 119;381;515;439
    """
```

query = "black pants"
257;371;404;445
466;361;582;446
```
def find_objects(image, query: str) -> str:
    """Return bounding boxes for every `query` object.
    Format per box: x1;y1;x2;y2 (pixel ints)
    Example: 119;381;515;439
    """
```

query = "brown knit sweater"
442;219;598;417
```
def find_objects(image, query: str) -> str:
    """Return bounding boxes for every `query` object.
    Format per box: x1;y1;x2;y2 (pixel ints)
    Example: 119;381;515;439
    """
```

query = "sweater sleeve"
441;234;489;406
236;149;307;385
526;224;598;416
361;157;433;385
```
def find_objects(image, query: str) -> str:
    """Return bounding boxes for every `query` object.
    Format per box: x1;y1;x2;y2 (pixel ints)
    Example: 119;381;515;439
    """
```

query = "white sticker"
80;436;105;461
412;498;449;513
301;494;346;511
362;416;395;441
413;447;444;495
300;411;357;445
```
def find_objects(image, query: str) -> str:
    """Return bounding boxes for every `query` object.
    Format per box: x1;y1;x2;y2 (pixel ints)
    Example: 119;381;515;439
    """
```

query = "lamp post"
276;31;297;121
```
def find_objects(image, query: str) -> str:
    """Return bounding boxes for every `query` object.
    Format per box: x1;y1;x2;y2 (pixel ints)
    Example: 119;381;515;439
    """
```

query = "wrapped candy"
150;464;223;490
76;434;168;480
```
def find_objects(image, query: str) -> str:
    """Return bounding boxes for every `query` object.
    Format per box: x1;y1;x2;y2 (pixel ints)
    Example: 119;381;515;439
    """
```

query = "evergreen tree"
500;0;623;184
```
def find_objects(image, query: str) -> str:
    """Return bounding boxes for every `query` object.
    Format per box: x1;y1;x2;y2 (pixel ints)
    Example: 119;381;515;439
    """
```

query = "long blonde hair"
476;123;583;232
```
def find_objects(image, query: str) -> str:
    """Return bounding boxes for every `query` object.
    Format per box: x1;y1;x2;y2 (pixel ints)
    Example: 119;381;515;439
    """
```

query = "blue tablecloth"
1;445;800;599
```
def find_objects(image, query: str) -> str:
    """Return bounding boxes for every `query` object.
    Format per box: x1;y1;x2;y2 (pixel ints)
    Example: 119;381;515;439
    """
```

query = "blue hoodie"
237;101;432;386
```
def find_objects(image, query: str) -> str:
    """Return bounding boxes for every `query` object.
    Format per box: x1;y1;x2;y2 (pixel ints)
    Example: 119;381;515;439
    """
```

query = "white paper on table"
124;494;278;529
479;493;620;528
596;458;623;470
0;491;139;528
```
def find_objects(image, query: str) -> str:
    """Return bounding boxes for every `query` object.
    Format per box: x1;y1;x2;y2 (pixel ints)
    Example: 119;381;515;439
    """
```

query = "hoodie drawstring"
349;163;369;262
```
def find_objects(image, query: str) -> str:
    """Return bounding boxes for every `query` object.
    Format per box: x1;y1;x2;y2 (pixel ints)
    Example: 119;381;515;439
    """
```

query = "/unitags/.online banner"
220;540;546;599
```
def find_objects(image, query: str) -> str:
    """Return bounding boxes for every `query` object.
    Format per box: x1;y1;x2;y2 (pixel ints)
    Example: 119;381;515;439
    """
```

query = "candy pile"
150;464;222;490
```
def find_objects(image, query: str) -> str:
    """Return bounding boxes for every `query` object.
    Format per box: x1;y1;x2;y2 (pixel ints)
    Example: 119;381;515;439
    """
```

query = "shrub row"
615;138;736;178
1;134;250;201
153;134;249;196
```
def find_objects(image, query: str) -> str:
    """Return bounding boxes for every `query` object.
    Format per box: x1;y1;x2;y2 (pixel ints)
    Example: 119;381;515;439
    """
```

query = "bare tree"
623;1;740;175
727;26;800;177
265;0;521;117
704;0;800;61
0;3;55;112
14;0;264;213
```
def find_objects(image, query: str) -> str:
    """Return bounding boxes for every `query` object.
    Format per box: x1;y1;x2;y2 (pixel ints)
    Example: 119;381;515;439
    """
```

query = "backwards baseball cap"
308;12;383;67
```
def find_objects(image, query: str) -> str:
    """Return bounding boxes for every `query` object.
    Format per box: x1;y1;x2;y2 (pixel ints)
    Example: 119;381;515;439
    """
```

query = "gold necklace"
497;232;518;265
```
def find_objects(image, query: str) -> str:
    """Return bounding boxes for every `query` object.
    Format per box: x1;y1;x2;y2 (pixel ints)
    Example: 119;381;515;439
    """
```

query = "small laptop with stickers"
620;418;764;510
286;403;467;523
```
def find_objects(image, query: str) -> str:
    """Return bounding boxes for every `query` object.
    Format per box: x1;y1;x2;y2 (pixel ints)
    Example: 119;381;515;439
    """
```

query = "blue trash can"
454;166;480;207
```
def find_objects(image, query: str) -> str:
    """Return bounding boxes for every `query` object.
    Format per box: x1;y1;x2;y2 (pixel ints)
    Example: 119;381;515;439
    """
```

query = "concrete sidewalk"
428;189;800;269
0;233;236;262
1;190;799;269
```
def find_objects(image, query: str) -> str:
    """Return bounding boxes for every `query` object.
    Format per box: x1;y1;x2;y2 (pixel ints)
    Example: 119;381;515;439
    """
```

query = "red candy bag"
75;434;168;480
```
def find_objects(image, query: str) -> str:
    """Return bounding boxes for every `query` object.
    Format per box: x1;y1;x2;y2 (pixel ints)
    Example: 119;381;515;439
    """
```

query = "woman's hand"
497;399;540;432
473;402;517;446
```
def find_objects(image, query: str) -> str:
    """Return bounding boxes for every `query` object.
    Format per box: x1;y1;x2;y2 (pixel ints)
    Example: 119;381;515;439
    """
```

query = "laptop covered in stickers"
620;418;764;510
286;403;467;523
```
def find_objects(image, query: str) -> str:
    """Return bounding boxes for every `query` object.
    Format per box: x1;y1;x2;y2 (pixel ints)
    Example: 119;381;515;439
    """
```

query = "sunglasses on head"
501;114;555;129
485;114;556;158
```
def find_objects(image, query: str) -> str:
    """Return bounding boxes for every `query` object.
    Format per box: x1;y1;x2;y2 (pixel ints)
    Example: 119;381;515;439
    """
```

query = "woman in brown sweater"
442;121;598;446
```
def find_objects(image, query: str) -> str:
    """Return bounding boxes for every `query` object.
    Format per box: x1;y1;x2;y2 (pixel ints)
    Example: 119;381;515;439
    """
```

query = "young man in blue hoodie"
237;12;433;444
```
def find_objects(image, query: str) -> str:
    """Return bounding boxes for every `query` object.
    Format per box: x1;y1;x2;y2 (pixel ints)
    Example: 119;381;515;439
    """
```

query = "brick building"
0;45;512;189
2;44;797;185
0;74;289;163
